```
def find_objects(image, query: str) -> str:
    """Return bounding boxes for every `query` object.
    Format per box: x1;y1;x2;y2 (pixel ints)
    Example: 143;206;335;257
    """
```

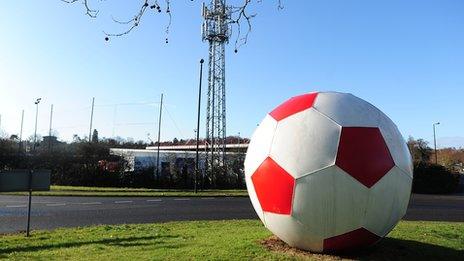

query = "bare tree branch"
61;0;283;48
104;0;151;38
61;0;98;18
229;0;255;52
104;0;172;42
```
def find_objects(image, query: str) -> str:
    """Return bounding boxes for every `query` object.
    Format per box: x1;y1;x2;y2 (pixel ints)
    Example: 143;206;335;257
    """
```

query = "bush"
0;138;246;189
412;162;460;194
119;169;156;189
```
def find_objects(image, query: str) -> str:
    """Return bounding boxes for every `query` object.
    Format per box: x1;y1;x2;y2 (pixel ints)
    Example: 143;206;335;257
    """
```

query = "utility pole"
48;104;54;150
19;110;24;151
202;0;230;182
33;98;41;151
89;97;95;142
155;93;164;181
195;59;204;193
433;122;440;164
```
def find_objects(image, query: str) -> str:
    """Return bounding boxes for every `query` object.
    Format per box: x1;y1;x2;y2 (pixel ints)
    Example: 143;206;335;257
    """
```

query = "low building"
109;148;207;172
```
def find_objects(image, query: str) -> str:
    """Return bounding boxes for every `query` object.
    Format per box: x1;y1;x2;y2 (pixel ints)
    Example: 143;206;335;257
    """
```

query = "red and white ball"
245;92;412;253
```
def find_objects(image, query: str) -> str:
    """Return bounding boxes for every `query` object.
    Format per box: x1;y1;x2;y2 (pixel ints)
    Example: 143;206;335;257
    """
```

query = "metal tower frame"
202;0;230;180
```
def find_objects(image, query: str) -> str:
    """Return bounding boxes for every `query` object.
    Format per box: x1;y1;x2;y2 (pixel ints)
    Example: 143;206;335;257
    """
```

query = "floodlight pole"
195;59;204;193
433;122;440;164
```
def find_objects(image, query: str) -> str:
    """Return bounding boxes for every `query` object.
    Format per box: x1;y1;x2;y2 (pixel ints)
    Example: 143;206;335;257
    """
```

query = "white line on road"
115;201;133;204
46;203;66;207
200;197;215;200
5;205;27;208
0;200;27;204
80;202;102;205
173;198;190;201
146;199;162;202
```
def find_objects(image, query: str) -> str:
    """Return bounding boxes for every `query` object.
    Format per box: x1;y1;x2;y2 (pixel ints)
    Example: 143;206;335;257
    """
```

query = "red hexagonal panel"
251;157;295;215
323;227;380;252
269;93;318;121
336;127;394;188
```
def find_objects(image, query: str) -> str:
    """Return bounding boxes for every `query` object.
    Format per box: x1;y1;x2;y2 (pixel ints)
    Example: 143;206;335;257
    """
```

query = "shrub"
412;162;460;194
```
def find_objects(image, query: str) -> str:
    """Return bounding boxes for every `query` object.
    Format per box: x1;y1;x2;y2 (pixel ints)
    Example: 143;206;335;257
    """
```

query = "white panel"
244;114;277;223
264;212;324;252
378;117;413;177
269;108;341;178
244;114;278;176
364;167;412;236
314;91;413;176
313;92;384;127
292;166;369;239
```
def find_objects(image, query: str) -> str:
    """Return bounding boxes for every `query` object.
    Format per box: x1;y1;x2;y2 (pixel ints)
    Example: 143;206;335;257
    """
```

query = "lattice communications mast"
202;0;230;177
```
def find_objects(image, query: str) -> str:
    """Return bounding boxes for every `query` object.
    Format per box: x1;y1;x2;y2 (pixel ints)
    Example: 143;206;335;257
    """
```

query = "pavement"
0;193;463;234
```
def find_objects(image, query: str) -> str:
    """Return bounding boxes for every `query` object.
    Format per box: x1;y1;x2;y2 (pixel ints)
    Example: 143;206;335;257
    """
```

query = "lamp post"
33;98;41;151
433;122;440;164
195;58;204;193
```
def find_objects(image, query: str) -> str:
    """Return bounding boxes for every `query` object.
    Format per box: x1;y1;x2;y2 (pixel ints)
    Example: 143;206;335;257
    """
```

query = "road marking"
46;203;66;207
0;200;27;204
5;205;27;208
146;199;162;202
173;198;190;201
80;202;102;205
115;201;133;204
201;197;215;200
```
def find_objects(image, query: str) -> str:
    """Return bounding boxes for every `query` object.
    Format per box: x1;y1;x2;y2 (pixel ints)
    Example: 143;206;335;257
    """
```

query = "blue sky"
0;0;463;147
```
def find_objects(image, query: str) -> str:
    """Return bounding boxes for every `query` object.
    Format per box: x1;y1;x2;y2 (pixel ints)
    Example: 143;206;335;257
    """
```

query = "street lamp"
433;122;440;164
195;58;204;193
33;98;41;151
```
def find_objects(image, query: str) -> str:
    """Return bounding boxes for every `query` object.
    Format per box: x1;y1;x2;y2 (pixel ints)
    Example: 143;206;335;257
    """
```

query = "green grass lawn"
0;220;462;260
2;185;248;197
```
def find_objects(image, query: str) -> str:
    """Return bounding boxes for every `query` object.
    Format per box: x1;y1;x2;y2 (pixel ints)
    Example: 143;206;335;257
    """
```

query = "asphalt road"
0;193;462;234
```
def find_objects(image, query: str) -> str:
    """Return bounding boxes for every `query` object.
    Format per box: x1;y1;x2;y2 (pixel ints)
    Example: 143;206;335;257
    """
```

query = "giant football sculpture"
244;92;413;252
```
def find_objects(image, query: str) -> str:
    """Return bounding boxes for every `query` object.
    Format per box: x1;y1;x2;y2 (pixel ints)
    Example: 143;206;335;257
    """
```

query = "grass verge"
2;185;248;197
0;220;462;260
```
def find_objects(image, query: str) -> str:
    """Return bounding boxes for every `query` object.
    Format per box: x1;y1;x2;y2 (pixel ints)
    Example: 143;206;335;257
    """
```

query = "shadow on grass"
263;236;463;260
344;237;463;260
0;234;184;257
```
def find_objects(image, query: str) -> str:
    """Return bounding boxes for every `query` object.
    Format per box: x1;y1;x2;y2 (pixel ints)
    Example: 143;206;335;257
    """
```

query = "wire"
96;101;160;107
162;103;184;139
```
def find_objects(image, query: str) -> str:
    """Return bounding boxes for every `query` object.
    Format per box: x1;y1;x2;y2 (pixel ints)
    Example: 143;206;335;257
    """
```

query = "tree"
437;148;464;168
407;136;432;163
72;134;83;143
92;129;99;143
